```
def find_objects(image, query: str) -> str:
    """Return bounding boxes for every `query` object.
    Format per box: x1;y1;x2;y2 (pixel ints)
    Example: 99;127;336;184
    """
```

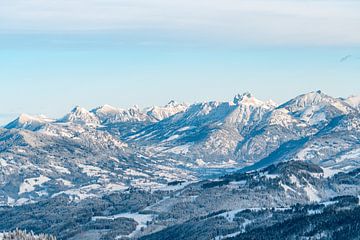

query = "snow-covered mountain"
92;105;152;124
0;91;359;207
1;91;360;239
59;106;101;125
126;91;359;169
279;90;355;126
345;95;360;111
145;100;188;121
126;93;277;166
0;101;192;206
5;113;54;131
92;101;188;124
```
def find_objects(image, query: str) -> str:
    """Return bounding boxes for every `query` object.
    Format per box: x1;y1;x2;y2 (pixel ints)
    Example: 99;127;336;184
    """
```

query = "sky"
0;0;360;124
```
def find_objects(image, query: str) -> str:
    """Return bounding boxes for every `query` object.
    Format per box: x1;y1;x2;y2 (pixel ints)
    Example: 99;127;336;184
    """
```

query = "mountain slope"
5;114;54;131
59;106;101;125
1;91;359;207
127;93;276;166
2;160;360;240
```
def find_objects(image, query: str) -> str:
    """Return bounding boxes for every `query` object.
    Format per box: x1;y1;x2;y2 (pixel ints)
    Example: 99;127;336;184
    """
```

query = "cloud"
0;0;360;46
340;55;353;62
340;55;360;62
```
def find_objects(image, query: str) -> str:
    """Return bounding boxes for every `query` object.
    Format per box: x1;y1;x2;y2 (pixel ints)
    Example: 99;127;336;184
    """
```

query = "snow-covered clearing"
19;175;50;194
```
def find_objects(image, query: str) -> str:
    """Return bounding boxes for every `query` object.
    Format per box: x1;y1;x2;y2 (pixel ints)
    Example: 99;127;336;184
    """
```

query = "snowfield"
19;176;50;195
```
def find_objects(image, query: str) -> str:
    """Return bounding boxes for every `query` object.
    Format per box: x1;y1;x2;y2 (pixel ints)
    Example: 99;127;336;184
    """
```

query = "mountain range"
0;91;360;239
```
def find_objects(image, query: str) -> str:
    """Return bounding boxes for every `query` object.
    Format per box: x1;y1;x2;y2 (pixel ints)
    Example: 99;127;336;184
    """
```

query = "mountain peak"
16;113;53;124
277;90;355;126
18;113;37;123
61;106;100;125
93;104;119;114
5;113;53;130
233;92;268;107
345;95;360;110
265;99;278;107
279;91;335;112
166;100;178;107
300;90;326;99
70;106;88;114
233;92;253;104
146;101;188;121
131;105;140;110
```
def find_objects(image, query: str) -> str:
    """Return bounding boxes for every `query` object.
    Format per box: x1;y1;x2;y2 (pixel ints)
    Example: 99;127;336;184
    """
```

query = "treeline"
229;196;360;240
1;229;56;240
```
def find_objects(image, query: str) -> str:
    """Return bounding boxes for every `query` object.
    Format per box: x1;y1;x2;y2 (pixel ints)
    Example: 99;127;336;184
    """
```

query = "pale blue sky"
0;0;360;124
